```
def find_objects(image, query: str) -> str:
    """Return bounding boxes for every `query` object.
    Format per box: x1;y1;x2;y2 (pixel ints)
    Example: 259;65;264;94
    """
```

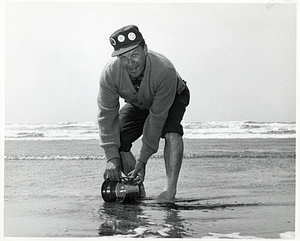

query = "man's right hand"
103;157;122;181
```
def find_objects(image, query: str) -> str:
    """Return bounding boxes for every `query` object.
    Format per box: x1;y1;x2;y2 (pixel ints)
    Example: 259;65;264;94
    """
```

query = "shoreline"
4;138;296;238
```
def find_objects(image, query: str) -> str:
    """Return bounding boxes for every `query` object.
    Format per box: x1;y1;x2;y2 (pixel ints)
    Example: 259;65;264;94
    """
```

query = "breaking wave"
4;151;295;161
5;121;296;140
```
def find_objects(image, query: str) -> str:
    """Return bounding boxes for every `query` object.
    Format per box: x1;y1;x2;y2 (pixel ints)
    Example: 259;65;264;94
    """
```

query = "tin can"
101;179;140;203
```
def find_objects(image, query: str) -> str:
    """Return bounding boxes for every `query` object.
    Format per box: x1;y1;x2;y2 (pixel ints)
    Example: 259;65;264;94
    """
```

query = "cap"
109;25;144;57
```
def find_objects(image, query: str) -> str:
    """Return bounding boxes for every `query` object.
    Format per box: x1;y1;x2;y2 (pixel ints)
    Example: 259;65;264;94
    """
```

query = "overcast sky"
4;1;297;124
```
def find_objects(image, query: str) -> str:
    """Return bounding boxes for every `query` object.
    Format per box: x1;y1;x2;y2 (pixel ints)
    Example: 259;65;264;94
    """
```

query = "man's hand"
103;157;122;181
129;160;146;184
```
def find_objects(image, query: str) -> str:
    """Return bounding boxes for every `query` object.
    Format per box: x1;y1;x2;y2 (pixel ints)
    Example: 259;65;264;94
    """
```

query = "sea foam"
5;121;296;140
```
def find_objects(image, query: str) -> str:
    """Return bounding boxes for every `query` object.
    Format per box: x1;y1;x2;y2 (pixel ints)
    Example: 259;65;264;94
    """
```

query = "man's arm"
138;68;178;164
97;70;122;181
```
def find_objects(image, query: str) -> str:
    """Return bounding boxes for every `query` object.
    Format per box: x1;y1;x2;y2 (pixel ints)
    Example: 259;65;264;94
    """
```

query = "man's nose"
127;58;134;66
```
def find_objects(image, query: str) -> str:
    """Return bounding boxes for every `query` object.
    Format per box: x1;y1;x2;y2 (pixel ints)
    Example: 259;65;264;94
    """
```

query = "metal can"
101;178;140;203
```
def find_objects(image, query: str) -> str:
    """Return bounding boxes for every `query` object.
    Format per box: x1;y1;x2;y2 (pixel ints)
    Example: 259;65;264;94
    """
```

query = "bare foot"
156;191;175;204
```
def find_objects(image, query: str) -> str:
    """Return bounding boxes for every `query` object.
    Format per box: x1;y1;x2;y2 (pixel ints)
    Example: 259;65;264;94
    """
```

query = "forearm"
97;73;121;160
138;110;168;163
97;105;120;160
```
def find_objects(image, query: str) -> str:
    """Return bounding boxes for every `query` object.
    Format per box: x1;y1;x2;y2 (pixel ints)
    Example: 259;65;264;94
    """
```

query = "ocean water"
4;121;296;141
3;122;296;238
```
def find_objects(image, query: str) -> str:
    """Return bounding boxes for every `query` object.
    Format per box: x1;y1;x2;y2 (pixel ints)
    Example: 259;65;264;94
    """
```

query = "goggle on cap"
109;25;144;57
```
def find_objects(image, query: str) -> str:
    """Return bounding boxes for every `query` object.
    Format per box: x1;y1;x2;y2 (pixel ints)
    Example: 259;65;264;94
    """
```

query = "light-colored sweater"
97;50;186;163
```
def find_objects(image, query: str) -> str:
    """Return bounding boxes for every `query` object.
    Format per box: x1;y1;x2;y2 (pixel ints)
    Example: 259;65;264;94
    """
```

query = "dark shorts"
119;85;190;152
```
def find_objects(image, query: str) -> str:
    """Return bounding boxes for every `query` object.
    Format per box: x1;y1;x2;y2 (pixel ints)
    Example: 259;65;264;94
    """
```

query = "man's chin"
129;72;141;78
127;67;141;77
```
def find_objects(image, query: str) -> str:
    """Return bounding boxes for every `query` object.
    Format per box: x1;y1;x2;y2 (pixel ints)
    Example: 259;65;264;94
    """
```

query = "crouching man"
97;25;190;204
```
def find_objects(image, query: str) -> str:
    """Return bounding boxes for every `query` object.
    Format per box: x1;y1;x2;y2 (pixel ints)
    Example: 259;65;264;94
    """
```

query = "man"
97;25;190;204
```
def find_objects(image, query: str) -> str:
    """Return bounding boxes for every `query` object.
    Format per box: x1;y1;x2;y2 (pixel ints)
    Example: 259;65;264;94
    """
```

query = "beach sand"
4;139;296;238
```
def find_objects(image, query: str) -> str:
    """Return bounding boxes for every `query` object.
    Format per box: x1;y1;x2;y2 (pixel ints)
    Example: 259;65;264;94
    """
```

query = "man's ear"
143;44;148;55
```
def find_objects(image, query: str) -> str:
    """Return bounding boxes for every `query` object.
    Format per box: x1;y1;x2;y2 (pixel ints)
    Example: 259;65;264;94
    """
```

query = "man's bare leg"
156;133;183;204
120;151;146;197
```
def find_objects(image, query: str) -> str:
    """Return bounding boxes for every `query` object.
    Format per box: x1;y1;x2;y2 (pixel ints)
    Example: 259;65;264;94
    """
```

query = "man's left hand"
129;160;146;184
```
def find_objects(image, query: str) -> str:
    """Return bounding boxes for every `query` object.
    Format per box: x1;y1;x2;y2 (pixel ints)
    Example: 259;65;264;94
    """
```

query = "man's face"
118;45;147;78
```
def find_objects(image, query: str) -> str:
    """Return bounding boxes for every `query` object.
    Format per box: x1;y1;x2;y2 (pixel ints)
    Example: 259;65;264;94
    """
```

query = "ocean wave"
4;121;296;140
8;132;45;138
4;152;295;160
4;155;106;160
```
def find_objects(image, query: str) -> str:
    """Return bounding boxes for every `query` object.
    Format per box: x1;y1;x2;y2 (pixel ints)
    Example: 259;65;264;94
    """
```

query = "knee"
164;133;184;154
165;132;182;142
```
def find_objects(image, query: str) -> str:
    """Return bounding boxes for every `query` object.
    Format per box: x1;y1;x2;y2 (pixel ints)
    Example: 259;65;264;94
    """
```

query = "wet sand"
4;139;296;238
